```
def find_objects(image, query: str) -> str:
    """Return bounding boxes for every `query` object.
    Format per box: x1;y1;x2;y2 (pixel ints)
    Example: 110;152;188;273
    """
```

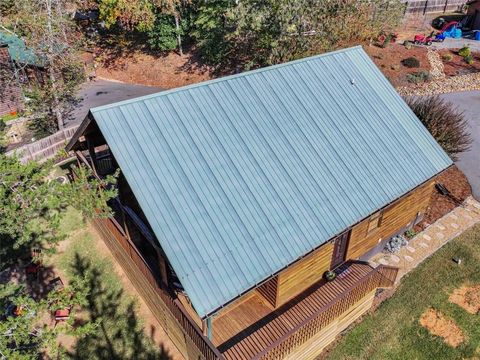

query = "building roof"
83;46;452;318
0;32;42;67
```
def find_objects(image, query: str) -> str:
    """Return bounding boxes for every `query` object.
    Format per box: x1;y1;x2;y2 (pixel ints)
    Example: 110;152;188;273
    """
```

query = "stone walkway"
370;196;480;281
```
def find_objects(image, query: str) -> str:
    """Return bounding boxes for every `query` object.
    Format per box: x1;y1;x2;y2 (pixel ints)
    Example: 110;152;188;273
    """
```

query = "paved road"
431;37;480;52
440;91;480;200
67;79;163;126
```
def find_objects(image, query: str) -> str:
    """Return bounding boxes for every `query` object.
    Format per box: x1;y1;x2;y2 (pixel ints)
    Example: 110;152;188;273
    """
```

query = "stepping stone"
378;258;389;265
423;234;432;241
473;203;480;210
390;255;400;263
449;214;458;219
464;214;473;220
419;242;429;248
404;255;414;262
406;246;416;253
450;223;459;229
436;224;446;230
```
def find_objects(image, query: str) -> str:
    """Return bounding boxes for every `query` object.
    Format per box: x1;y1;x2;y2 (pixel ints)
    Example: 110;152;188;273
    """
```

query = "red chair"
54;307;71;326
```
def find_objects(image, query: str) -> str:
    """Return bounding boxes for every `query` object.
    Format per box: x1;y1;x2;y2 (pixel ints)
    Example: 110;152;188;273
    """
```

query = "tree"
0;280;93;359
406;96;472;160
147;13;180;52
2;0;85;132
0;154;117;268
191;0;404;69
191;0;235;66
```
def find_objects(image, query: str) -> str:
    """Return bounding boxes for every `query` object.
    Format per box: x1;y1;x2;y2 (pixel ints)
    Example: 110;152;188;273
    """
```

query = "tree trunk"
45;0;64;130
174;13;183;56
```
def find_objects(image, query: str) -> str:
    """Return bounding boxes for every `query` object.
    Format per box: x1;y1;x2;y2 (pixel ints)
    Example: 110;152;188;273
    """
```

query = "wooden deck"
212;262;396;360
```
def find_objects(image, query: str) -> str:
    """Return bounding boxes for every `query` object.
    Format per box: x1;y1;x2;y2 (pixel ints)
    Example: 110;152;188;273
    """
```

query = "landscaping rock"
397;72;480;96
427;49;445;80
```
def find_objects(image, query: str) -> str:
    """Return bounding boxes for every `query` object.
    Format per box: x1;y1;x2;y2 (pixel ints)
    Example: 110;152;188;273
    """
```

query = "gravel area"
396;72;480;96
427;49;445;79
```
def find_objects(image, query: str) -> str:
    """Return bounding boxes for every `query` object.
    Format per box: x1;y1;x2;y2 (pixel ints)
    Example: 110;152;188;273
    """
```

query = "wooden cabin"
66;46;452;360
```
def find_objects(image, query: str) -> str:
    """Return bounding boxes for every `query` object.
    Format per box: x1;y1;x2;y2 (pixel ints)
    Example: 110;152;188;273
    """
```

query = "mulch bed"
364;43;430;87
416;165;472;232
438;49;480;77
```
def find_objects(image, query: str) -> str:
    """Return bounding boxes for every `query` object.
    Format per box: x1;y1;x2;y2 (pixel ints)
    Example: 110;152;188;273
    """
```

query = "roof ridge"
91;46;363;114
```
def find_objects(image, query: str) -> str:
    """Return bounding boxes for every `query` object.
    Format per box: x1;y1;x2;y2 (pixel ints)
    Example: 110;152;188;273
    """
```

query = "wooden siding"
256;276;278;308
276;242;334;306
347;180;435;260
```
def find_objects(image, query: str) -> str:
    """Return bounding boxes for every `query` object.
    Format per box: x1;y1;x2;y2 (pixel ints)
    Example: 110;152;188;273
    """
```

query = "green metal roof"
0;32;42;66
88;46;452;318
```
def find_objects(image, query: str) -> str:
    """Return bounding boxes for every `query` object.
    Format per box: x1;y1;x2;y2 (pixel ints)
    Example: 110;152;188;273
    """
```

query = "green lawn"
324;224;480;360
52;209;171;359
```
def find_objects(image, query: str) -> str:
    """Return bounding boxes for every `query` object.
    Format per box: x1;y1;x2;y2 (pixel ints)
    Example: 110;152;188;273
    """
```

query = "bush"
401;57;420;68
458;46;471;57
147;14;179;51
405;96;472;160
464;54;474;65
406;70;430;84
442;53;453;61
404;229;416;239
384;235;407;253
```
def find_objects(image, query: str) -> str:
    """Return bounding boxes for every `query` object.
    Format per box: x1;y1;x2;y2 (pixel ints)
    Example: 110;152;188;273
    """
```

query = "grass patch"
55;210;171;359
324;224;480;360
58;206;85;237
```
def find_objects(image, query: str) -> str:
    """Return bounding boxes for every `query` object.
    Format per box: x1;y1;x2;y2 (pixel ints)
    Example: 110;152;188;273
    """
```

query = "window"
367;212;383;234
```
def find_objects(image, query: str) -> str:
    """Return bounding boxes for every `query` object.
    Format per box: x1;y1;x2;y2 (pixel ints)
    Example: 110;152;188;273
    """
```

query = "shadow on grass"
68;252;172;360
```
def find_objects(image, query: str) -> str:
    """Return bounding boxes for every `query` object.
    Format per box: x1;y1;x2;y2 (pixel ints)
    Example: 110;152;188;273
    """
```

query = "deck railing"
253;264;398;360
91;215;224;360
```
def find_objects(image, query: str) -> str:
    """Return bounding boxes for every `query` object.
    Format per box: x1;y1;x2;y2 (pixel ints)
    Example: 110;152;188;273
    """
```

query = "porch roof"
73;46;452;318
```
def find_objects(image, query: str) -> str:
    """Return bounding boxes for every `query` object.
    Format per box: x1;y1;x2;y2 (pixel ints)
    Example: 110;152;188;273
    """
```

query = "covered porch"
211;262;398;360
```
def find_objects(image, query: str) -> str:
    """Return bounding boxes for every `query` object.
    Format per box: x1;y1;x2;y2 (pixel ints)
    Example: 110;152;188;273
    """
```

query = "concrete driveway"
67;79;163;126
431;37;480;52
439;91;480;200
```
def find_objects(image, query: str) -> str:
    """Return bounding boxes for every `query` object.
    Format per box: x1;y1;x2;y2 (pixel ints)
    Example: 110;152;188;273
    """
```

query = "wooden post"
86;136;98;176
206;317;212;340
157;250;169;288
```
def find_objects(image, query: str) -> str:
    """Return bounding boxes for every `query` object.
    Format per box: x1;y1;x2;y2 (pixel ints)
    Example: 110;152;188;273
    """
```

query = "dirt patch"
416;166;472;232
96;50;213;89
449;284;480;314
364;43;430;87
438;49;480;77
419;308;465;347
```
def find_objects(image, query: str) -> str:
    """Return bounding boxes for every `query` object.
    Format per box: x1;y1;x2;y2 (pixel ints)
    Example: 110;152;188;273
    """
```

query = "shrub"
458;46;471;57
405;96;472;160
147;14;179;51
406;70;430;84
464;54;474;65
401;57;420;68
404;229;416;239
384;235;407;253
442;53;453;61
